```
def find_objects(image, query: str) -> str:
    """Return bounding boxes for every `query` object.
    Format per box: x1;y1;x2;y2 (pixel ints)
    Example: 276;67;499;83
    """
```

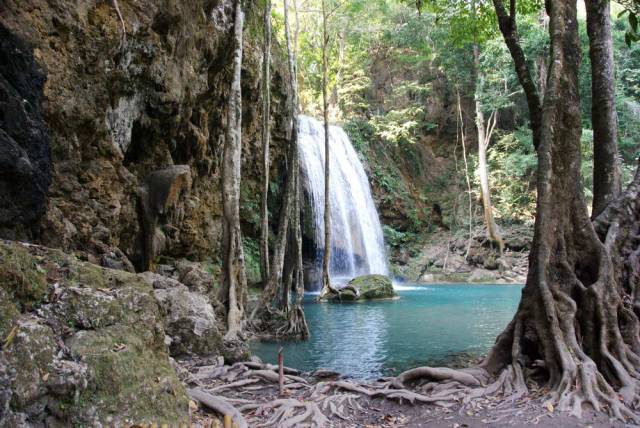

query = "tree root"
187;388;248;428
252;398;328;427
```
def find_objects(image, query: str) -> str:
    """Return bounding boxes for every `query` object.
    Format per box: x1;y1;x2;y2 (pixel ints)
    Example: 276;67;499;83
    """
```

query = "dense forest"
1;0;639;426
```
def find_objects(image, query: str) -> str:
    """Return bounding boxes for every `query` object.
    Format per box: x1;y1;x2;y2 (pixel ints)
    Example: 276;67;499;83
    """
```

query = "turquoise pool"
250;283;523;379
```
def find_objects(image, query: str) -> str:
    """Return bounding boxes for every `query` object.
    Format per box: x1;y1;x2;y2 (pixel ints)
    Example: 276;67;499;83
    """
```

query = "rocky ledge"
0;240;233;427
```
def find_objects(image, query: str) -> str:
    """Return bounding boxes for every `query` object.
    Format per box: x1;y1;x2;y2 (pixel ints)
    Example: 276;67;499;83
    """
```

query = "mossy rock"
327;274;397;302
349;274;397;299
0;243;48;311
0;241;190;426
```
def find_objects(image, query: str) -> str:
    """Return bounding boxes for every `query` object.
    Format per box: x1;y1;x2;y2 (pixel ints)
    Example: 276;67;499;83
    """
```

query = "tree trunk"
492;0;543;149
482;0;640;416
220;0;247;341
282;0;309;338
397;2;640;419
586;0;621;217
260;0;272;286
473;44;504;255
319;0;333;298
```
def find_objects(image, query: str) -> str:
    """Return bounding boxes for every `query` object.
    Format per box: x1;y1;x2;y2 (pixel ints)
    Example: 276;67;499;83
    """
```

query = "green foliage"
383;225;419;249
486;128;537;220
242;237;262;285
370;107;427;145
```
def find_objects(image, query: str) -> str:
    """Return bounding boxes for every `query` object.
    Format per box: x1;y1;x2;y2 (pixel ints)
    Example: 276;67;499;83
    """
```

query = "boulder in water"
325;274;397;302
348;274;397;299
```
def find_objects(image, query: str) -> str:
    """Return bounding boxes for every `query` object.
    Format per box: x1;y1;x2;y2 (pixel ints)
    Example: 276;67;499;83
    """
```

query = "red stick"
278;346;284;396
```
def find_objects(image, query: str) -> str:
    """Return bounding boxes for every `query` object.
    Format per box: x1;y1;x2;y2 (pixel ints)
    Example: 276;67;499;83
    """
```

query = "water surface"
251;283;523;379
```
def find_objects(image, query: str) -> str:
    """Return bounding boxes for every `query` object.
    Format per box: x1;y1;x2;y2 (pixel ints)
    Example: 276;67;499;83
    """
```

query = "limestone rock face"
0;242;189;426
0;0;291;269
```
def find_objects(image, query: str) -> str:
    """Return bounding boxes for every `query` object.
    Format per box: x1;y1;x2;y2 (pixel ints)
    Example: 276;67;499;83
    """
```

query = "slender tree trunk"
221;0;247;340
457;91;474;260
319;0;333;298
586;0;621;217
260;0;272;286
473;44;504;255
283;0;309;338
492;0;543;149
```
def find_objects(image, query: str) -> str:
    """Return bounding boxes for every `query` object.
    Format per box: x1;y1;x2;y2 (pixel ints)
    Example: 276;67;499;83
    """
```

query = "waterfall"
298;115;388;289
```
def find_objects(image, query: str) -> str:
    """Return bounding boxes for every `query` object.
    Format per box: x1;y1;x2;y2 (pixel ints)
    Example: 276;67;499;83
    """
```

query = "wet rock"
349;274;397;299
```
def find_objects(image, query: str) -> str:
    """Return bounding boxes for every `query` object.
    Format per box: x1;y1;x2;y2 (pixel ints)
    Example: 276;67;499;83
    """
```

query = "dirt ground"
181;357;632;428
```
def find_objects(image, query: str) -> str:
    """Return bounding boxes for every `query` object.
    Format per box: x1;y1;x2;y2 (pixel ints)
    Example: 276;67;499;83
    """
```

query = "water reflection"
251;284;523;379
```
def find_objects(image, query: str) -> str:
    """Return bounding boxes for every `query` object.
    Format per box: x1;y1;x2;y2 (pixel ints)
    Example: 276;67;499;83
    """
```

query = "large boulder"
147;274;223;356
326;274;397;302
0;242;189;426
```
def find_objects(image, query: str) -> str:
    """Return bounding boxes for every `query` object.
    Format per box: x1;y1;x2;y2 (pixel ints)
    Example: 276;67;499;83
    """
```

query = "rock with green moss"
0;241;189;426
326;274;397;302
348;274;397;299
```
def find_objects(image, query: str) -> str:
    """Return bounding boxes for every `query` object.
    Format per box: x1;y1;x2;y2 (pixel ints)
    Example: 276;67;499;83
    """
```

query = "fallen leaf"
42;373;49;382
189;400;198;411
545;401;554;413
112;343;127;352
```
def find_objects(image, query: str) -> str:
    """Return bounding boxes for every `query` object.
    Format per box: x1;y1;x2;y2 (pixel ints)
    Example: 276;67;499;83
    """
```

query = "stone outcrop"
0;24;51;241
0;241;198;426
0;0;291;270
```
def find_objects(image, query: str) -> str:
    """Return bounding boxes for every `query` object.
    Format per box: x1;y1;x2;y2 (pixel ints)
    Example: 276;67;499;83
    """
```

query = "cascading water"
298;115;388;290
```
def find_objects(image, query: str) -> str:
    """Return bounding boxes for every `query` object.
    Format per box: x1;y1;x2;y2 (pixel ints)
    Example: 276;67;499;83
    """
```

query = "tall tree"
220;0;247;340
319;0;333;298
586;0;621;217
492;0;543;149
395;0;640;417
260;0;272;285
472;42;504;255
282;0;309;338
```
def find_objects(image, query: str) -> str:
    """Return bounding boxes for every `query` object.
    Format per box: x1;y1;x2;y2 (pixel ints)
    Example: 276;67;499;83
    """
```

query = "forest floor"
391;224;531;285
181;356;629;428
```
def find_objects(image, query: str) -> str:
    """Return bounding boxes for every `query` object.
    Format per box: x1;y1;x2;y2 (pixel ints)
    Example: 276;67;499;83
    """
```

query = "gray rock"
153;285;222;356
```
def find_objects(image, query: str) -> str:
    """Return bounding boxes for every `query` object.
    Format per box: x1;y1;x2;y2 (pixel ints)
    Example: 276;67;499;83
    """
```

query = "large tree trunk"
319;0;334;298
220;0;247;341
483;0;640;416
586;0;621;217
394;1;640;419
473;44;504;255
260;0;272;286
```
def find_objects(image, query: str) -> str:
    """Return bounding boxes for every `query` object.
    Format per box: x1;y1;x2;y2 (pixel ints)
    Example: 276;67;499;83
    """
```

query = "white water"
298;115;388;289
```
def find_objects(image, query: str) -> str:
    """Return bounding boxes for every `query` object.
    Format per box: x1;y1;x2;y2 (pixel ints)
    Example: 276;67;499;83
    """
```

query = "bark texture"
260;0;272;285
220;0;247;340
319;0;333;298
393;1;640;420
586;0;621;217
